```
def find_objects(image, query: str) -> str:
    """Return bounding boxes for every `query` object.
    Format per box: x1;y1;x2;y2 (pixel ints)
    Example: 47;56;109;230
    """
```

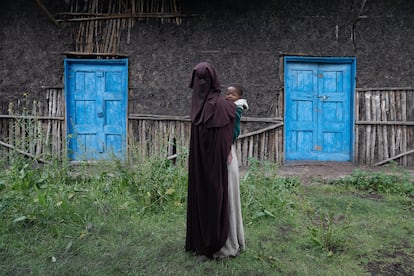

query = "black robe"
185;62;236;258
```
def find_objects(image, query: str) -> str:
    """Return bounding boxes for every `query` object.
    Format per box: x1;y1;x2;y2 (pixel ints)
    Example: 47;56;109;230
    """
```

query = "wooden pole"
374;149;414;166
365;93;372;163
0;140;52;164
374;93;383;162
354;90;360;164
389;91;396;157
380;92;389;159
401;91;408;166
56;13;197;22
35;0;59;26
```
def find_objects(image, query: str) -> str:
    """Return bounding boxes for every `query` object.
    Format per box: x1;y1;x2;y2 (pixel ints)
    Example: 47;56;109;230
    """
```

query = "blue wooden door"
65;59;128;161
284;58;354;161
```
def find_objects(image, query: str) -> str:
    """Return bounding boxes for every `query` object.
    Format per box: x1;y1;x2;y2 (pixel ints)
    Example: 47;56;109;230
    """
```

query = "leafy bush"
0;154;188;236
0;157;81;232
241;159;301;222
120;157;187;213
329;168;413;196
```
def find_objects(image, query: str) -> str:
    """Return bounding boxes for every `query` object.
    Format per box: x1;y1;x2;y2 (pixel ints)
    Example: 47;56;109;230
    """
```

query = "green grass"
1;155;413;275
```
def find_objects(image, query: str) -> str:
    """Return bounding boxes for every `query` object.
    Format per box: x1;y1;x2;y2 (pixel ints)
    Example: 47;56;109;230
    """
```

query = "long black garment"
185;62;236;258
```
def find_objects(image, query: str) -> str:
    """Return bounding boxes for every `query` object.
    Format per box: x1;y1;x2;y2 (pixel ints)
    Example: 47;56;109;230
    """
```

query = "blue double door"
284;58;355;161
65;59;128;160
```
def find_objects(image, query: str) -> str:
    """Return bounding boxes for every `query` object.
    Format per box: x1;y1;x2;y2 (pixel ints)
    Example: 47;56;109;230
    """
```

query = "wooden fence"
127;114;284;166
0;87;413;167
0;88;65;163
355;88;414;166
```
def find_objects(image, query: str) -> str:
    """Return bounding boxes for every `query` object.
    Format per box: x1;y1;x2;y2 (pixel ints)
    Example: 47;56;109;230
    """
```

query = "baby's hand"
234;99;249;111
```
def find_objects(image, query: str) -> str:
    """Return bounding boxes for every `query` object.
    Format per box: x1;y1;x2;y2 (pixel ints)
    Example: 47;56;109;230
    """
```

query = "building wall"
1;0;414;119
0;0;70;105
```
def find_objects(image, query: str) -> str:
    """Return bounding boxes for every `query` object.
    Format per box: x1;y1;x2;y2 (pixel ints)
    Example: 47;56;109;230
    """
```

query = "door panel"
317;64;351;161
65;59;128;161
285;63;318;159
285;60;353;161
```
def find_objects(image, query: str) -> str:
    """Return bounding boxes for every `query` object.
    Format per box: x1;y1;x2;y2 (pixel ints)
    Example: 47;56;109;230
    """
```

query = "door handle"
318;95;328;100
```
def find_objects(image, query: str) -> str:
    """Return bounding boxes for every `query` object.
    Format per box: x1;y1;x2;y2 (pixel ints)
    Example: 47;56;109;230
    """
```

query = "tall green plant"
306;201;353;256
125;156;187;213
241;159;300;222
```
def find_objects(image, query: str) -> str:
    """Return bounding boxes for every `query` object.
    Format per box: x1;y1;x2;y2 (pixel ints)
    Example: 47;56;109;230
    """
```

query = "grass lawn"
0;157;413;275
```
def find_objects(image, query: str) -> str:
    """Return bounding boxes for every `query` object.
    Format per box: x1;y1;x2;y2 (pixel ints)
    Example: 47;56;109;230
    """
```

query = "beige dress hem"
214;145;245;258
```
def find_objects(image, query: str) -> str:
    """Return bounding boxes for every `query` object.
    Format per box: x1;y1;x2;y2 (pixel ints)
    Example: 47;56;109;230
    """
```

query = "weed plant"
0;153;187;235
306;201;353;255
329;163;413;196
241;159;300;222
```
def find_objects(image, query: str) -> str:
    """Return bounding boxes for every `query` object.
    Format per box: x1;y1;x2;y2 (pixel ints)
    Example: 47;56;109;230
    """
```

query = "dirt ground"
277;161;414;275
275;162;414;184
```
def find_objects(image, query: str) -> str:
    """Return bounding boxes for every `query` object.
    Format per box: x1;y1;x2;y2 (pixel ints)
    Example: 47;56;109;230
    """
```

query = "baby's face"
225;86;241;102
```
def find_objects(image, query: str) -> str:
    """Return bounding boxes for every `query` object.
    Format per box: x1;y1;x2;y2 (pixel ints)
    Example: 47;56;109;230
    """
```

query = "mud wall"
0;0;70;105
1;0;414;117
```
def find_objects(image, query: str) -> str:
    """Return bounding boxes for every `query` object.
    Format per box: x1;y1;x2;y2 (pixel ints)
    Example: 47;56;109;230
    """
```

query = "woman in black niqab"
185;62;236;259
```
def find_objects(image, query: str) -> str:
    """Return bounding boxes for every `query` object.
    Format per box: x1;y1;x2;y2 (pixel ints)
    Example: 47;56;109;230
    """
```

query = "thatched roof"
36;0;185;55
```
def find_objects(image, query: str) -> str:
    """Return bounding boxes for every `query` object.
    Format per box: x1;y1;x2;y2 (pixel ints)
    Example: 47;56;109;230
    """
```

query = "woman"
185;62;236;260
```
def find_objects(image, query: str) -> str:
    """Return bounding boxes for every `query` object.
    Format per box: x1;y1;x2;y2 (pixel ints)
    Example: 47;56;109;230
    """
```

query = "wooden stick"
269;128;275;162
167;153;177;160
104;18;111;53
401;91;408;166
380;92;389;159
128;114;283;123
354;91;360;164
35;0;59;26
56;13;199;22
371;92;378;163
248;136;253;164
364;93;372;163
63;51;128;57
356;87;414;92
236;139;242;166
36;116;42;156
29;101;37;154
373;93;383;162
389;91;396;157
115;17;121;53
128;114;191;121
355;121;414;125
242;138;248;166
0;140;52;164
43;90;50;154
0;115;64;120
127;0;134;44
93;0;99;52
374;149;414;166
238;123;283;139
241;116;283;123
52;89;58;154
260;133;265;161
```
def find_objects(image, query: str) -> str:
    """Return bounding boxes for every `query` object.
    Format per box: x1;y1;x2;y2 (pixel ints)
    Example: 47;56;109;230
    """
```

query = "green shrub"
330;168;413;196
0;153;188;238
121;157;187;213
241;159;301;222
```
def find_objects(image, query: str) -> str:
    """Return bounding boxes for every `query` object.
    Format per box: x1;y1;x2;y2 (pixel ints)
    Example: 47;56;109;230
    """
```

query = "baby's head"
225;84;243;102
